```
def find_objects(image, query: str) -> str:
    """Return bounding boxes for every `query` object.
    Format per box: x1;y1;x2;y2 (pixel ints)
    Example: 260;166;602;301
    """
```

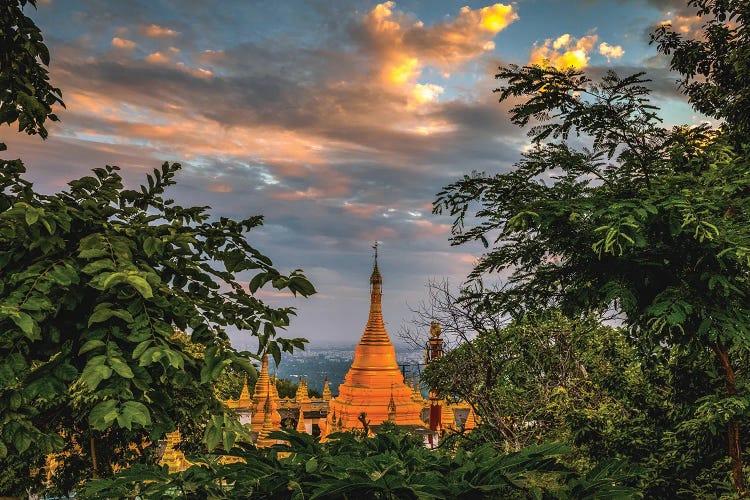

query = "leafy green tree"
173;330;257;401
0;0;64;149
423;311;741;496
0;161;313;495
79;427;639;499
652;0;750;138
434;64;750;493
423;313;636;451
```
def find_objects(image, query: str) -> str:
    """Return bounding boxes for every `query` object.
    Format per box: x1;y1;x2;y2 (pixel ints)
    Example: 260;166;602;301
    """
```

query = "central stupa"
327;246;425;430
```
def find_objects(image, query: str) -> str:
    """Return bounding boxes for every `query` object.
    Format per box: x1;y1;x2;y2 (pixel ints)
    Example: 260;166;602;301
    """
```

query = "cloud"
642;0;704;41
144;51;170;64
657;13;703;38
140;23;180;38
598;42;624;60
529;33;598;70
361;1;518;87
7;0;535;345
111;37;136;50
410;83;444;105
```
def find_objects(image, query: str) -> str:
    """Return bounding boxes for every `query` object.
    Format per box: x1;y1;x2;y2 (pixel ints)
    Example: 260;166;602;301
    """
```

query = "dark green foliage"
434;59;750;495
0;0;64;149
424;313;744;496
422;313;644;452
0;161;314;494
652;0;750;137
79;427;639;499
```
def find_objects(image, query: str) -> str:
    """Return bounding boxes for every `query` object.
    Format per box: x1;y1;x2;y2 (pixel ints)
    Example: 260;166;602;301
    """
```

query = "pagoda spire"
295;378;311;404
251;355;281;428
296;408;307;433
387;385;397;422
322;376;332;401
360;241;389;345
238;377;252;407
440;400;456;431
255;393;275;448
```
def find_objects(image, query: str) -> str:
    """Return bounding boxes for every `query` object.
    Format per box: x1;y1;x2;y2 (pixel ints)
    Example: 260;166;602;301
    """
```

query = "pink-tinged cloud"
175;62;213;78
207;183;233;193
359;225;398;242
59;87;342;180
140;23;180;38
271;187;327;201
529;33;599;70
343;202;383;219
658;13;704;38
111;37;136;50
409;219;451;239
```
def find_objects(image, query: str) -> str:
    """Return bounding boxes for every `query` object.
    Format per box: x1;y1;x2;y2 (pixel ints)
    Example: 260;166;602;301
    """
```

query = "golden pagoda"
410;374;424;405
270;375;281;407
322;377;332;401
327;245;425;429
296;408;307;433
255;394;277;448
295;378;311;408
387;388;397;423
251;354;281;428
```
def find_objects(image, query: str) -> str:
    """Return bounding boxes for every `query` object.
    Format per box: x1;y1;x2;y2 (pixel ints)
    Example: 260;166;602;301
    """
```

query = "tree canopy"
434;55;750;496
652;0;750;137
0;0;64;149
0;161;313;493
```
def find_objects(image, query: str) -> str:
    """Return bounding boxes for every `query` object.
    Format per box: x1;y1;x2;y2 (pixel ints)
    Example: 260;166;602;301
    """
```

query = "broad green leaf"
11;311;34;336
88;305;134;326
13;430;32;454
81;362;113;390
89;400;119;431
132;340;152;359
109;357;134;379
24;208;38;225
119;401;151;430
79;339;106;355
53;362;78;381
205;421;222;451
125;275;153;299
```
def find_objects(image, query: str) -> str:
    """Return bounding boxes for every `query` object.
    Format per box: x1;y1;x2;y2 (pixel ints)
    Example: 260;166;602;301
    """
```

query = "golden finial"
370;241;382;285
430;321;441;338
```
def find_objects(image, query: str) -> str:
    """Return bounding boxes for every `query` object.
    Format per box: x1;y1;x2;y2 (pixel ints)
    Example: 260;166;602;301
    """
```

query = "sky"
5;0;706;349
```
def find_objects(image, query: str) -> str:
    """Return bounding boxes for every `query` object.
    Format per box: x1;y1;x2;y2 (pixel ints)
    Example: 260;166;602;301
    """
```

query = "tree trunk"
713;343;745;495
90;435;98;479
